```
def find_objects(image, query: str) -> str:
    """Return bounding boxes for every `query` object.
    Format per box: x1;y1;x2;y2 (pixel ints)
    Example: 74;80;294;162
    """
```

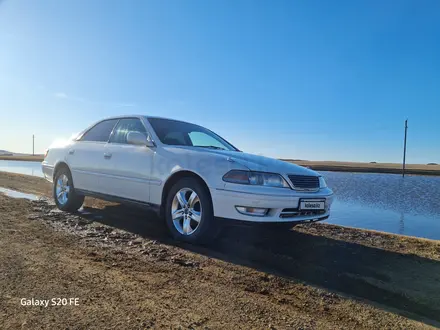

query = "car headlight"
223;170;290;188
319;176;327;188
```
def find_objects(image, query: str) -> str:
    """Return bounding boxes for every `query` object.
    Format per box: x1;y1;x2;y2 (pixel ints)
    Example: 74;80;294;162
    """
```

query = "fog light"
235;206;268;217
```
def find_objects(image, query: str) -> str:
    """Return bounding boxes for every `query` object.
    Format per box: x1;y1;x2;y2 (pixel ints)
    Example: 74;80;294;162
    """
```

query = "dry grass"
0;155;44;162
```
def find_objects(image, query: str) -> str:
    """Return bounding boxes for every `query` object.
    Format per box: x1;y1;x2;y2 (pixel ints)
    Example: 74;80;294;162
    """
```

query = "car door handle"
104;152;112;159
68;149;75;155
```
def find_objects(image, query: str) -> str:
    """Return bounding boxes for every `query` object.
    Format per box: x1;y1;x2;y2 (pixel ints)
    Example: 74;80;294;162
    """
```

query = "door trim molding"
72;169;162;185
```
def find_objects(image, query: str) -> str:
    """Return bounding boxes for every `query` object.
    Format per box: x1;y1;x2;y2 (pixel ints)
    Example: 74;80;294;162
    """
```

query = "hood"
165;146;319;176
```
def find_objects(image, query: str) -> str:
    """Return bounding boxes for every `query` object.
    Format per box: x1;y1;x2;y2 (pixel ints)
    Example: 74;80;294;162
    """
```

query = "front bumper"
210;187;334;223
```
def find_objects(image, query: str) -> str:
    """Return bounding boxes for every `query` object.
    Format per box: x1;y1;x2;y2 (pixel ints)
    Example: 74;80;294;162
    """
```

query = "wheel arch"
160;170;212;217
53;161;71;179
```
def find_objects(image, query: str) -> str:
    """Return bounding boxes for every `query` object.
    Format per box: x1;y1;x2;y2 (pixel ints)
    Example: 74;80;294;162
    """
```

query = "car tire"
165;177;218;244
53;167;84;212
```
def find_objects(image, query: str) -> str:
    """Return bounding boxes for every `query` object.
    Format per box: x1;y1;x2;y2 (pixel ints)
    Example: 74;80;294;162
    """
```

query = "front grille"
288;175;319;190
280;208;326;218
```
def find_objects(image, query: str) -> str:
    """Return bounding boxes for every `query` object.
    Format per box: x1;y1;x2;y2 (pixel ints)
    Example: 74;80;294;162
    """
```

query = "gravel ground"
1;171;439;329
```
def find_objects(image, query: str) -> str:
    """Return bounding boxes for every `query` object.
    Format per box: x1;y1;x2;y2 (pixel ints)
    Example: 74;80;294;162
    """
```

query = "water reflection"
0;187;40;200
399;212;404;236
321;171;440;240
0;160;44;177
322;171;440;217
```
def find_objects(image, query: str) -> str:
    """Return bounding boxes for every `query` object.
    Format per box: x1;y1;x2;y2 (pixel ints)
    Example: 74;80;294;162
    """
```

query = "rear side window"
80;119;119;142
109;118;147;144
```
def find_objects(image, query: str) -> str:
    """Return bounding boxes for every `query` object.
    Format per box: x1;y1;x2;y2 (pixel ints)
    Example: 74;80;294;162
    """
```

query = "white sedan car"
42;115;334;243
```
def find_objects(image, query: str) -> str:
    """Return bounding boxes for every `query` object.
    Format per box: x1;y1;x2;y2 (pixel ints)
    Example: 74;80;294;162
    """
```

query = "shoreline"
1;155;440;176
282;159;440;176
0;155;44;162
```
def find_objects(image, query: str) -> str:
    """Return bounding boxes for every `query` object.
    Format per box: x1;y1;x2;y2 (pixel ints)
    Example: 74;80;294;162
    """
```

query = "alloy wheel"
171;188;202;235
55;174;70;205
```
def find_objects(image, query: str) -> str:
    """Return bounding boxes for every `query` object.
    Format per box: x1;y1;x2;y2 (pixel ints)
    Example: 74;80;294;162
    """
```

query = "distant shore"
282;159;440;176
1;155;439;176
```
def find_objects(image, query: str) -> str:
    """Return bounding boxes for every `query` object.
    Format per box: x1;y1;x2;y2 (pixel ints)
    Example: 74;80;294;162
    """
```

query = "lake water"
0;160;44;177
0;160;439;240
322;171;440;240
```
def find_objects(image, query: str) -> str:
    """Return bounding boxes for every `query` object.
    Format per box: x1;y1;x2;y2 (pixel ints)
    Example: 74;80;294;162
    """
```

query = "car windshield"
148;117;238;151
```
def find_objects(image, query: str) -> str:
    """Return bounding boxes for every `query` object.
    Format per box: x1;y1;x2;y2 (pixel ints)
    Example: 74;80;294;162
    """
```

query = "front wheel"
165;178;218;244
53;167;84;212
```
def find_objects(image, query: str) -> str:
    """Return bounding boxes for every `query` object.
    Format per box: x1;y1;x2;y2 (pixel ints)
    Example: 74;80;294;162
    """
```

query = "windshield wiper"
194;145;226;150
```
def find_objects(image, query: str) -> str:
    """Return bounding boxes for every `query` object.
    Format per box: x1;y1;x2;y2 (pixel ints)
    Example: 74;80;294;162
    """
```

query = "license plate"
299;199;325;210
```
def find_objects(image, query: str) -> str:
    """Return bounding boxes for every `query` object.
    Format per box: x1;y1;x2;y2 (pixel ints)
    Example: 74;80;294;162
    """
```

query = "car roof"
145;116;198;125
99;115;199;126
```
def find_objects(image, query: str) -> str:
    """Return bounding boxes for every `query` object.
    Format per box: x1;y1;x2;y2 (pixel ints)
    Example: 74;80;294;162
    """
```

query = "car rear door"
67;119;119;193
99;117;155;203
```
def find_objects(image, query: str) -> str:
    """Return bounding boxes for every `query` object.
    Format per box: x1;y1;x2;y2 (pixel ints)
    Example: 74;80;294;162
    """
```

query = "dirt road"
1;172;440;329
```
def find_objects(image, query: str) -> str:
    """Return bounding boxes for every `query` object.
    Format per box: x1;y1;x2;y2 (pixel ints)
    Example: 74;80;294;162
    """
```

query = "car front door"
99;118;155;203
67;119;119;193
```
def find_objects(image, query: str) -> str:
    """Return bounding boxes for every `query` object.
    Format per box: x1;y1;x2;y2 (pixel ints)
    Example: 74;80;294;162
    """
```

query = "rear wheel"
53;167;84;212
165;177;218;244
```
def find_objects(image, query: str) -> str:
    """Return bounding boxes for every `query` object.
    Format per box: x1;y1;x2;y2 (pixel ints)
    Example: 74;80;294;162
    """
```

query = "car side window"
80;119;119;142
162;131;187;145
109;118;148;144
188;131;226;149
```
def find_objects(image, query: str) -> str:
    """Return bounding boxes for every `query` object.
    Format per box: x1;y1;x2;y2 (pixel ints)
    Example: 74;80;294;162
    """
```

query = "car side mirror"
126;132;155;147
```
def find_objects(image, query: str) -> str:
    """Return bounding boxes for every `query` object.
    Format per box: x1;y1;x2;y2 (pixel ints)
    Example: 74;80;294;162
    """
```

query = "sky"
0;0;439;163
